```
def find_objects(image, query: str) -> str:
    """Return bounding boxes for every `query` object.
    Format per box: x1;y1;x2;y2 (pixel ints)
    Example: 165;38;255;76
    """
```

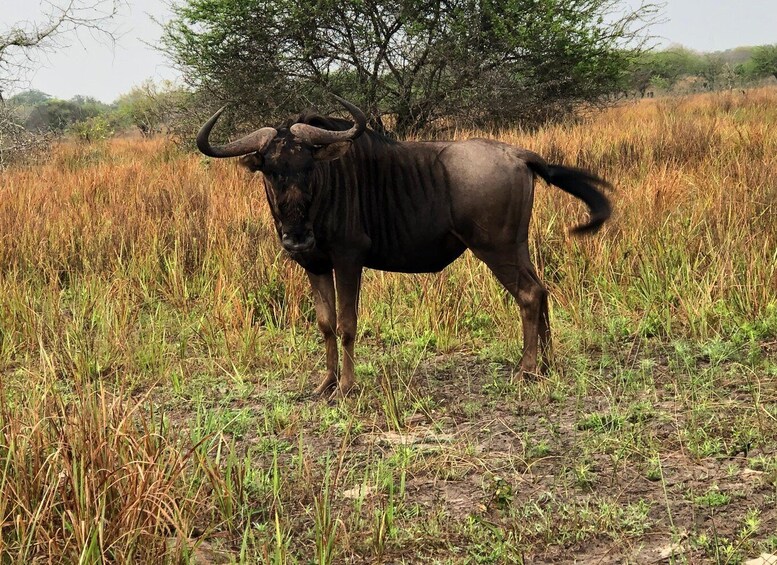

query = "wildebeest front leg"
307;271;339;396
333;264;362;397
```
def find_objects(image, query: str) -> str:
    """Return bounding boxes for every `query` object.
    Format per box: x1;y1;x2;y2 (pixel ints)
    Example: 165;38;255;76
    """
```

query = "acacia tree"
162;0;658;136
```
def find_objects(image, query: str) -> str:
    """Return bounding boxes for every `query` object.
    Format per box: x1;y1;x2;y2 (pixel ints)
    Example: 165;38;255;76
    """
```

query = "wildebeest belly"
358;153;462;273
363;232;465;273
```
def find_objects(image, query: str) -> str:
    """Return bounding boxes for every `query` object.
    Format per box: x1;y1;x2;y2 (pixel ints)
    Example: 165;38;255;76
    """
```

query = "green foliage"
113;80;189;136
69;114;114;142
748;44;777;80
693;487;731;509
162;0;657;135
22;95;110;133
5;83;190;141
7;89;51;106
629;47;706;93
628;44;775;94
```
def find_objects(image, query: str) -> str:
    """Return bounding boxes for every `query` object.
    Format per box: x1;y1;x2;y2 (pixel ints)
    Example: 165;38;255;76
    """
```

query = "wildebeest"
197;97;611;398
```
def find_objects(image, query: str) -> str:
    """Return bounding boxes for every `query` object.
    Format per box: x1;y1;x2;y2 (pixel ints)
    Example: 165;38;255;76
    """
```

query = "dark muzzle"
281;230;315;253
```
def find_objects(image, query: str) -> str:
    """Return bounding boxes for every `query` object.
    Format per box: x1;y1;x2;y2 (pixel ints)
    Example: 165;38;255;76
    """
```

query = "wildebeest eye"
238;153;264;172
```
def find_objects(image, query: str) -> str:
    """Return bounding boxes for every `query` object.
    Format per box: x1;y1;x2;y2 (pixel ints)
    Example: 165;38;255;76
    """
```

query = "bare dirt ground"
181;336;777;564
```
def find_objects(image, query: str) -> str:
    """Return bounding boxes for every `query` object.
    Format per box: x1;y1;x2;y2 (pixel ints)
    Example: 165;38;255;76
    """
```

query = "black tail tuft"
527;163;612;235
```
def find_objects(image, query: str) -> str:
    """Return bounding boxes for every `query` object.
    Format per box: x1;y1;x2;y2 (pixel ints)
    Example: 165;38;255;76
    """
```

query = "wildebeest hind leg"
307;271;339;396
471;245;549;378
536;272;553;373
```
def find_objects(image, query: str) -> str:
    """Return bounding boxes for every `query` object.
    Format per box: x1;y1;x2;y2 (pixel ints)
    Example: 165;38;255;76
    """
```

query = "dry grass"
0;87;775;562
0;381;207;562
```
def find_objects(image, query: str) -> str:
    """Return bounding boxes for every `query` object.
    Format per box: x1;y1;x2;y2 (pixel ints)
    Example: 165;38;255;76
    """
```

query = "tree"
0;93;49;169
646;47;704;89
627;51;657;97
162;0;658;136
749;44;777;81
114;80;189;136
0;1;123;100
70;114;114;142
8;89;51;106
23;96;109;133
698;53;727;90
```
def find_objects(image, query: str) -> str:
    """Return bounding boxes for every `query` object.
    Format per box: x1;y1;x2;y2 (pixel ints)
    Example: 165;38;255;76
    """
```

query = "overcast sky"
2;0;776;103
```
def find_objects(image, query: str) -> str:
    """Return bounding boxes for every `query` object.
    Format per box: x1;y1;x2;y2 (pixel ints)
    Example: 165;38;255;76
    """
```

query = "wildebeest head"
197;96;366;253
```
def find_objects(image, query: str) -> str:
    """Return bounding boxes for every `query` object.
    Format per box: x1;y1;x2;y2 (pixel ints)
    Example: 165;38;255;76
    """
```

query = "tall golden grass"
2;89;774;346
0;87;775;561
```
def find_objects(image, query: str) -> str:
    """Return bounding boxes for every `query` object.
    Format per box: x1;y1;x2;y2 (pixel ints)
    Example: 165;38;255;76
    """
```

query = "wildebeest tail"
526;161;612;235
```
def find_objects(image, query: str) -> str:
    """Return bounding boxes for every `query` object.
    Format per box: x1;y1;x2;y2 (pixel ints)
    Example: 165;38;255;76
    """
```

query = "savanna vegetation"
0;87;775;563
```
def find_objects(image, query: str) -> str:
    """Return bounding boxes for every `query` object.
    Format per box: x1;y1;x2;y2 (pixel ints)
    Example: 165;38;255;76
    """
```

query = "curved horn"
290;95;367;145
197;106;277;158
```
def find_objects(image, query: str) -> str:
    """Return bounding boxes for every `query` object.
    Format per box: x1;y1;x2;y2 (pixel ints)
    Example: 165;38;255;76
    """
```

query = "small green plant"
693;487;731;508
528;440;552;460
748;455;777;473
739;508;761;540
577;411;624;433
645;455;663;481
573;461;597;490
484;474;514;510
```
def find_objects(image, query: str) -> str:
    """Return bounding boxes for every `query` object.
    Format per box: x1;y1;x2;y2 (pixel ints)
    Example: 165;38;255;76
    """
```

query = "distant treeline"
628;44;777;97
3;81;187;142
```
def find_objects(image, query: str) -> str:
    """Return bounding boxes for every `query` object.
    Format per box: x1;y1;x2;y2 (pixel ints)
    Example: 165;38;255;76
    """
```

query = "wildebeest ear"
312;141;351;161
238;152;264;172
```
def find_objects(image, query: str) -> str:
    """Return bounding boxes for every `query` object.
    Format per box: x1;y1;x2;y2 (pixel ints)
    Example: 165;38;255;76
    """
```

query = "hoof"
537;356;554;375
518;365;541;380
313;374;337;397
328;382;356;401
